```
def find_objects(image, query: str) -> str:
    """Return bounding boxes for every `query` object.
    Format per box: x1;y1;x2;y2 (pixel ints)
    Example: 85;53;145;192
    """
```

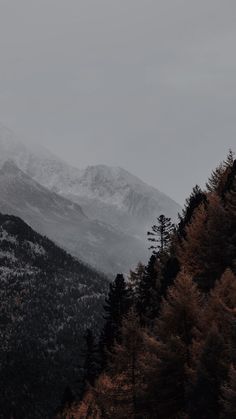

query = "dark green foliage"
178;185;207;239
222;159;236;200
136;254;161;325
147;214;175;253
100;274;131;367
159;254;180;297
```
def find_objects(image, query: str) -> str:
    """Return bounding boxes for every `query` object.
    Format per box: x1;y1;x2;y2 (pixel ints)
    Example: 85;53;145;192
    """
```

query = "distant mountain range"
0;125;181;274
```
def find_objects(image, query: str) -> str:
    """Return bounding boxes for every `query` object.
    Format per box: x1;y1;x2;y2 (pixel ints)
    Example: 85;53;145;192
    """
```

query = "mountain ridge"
0;125;181;273
0;159;147;274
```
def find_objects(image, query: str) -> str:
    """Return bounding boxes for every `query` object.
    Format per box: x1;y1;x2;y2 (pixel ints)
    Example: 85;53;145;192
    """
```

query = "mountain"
0;212;108;417
59;164;181;236
0;160;147;275
0;125;181;272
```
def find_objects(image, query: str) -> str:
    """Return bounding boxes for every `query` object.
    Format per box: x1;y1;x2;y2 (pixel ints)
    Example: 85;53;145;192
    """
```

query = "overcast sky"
0;0;235;204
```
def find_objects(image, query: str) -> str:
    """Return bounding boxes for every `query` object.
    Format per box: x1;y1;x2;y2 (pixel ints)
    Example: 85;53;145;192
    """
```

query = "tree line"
60;150;236;418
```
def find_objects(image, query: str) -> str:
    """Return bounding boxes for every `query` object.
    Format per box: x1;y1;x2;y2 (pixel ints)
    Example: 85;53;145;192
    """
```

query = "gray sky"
0;0;235;204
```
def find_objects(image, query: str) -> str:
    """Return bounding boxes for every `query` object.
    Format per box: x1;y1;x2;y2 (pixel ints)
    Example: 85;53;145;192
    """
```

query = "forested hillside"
0;214;108;418
61;151;236;418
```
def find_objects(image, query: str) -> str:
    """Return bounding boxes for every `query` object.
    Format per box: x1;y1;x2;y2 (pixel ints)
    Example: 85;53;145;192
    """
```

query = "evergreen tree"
147;214;175;254
100;274;131;367
206;163;226;194
222;156;236;193
128;262;145;304
136;254;161;325
206;150;235;197
157;248;180;298
178;185;207;240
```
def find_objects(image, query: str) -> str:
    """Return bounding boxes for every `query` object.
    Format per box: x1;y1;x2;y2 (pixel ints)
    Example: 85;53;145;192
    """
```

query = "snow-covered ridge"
0;124;181;273
0;125;181;220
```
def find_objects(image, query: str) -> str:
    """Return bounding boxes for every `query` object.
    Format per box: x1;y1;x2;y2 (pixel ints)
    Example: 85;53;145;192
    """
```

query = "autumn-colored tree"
146;272;203;418
63;151;236;419
206;150;234;196
106;309;158;418
178;185;207;240
188;325;228;419
178;194;234;291
156;271;203;345
203;270;236;350
147;336;188;419
80;310;159;418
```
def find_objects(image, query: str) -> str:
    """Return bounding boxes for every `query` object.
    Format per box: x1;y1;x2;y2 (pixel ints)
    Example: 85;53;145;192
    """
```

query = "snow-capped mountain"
0;160;147;275
0;125;181;272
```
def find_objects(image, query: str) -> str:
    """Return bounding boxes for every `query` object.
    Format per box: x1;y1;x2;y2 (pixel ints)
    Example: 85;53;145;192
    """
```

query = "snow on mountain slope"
0;212;108;416
0;125;181;234
0;160;147;274
61;165;181;235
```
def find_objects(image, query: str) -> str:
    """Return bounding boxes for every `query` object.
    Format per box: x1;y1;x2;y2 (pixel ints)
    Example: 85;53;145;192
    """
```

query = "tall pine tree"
99;274;131;368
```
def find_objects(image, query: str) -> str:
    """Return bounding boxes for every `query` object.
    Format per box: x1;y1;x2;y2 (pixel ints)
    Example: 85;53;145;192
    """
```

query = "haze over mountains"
0;125;181;274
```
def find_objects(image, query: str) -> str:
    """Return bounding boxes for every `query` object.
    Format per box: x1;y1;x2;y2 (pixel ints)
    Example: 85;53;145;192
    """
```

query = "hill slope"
0;212;107;417
0;161;147;275
0;125;181;273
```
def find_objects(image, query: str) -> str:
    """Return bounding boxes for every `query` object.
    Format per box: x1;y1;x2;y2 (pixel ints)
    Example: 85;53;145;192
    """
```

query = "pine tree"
221;365;236;419
128;262;145;304
99;274;131;367
147;214;175;254
178;185;207;240
136;254;161;325
158;250;180;298
206;150;235;197
206;163;226;194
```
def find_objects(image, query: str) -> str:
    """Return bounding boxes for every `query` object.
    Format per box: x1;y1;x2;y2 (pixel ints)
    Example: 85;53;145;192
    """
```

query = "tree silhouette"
147;214;175;254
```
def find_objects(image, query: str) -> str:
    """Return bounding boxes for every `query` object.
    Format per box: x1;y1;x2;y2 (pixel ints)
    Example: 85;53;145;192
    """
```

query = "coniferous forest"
58;151;236;418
